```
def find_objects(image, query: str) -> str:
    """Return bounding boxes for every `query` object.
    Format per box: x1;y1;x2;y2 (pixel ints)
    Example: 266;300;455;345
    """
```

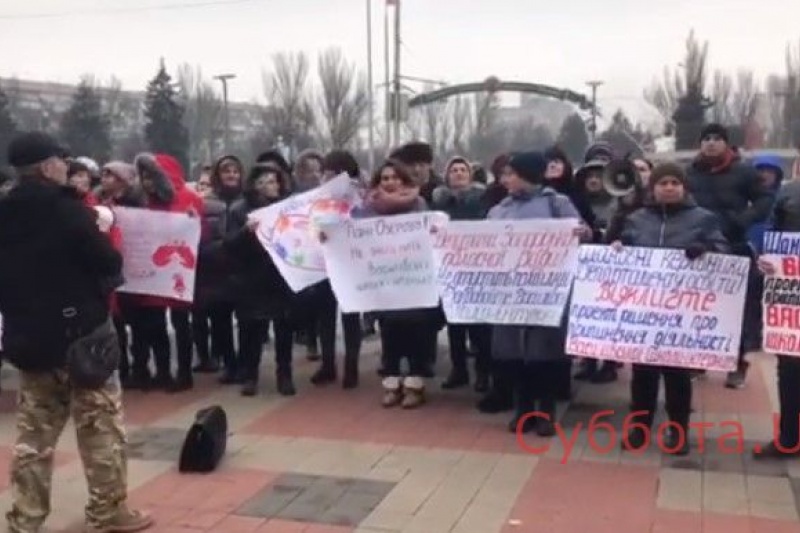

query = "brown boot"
381;376;402;408
86;506;154;533
401;376;425;409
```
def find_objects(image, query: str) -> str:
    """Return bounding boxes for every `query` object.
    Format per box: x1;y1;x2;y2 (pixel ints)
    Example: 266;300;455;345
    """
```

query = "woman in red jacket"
128;153;203;392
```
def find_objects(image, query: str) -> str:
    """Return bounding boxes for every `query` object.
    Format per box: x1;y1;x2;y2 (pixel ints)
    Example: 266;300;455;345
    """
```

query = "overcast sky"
1;0;799;127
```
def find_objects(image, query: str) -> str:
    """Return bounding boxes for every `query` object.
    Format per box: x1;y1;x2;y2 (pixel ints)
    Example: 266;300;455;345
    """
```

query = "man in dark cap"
391;141;442;204
0;132;153;533
686;123;774;389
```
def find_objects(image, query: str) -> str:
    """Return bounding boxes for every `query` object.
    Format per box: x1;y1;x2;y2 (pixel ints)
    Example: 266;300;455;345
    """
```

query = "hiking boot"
85;506;153;533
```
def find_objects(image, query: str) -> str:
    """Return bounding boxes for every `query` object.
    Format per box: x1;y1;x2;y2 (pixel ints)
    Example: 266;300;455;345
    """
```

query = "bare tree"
709;70;733;124
784;39;800;147
315;48;369;150
644;67;680;126
177;64;223;165
261;51;316;155
450;96;472;155
731;70;760;126
764;74;788;146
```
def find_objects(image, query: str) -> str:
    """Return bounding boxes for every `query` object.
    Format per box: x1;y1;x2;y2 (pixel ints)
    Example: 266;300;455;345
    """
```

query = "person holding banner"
307;150;366;390
488;151;589;437
431;156;493;393
129;153;203;393
612;162;729;456
350;158;441;409
226;163;298;397
752;173;800;459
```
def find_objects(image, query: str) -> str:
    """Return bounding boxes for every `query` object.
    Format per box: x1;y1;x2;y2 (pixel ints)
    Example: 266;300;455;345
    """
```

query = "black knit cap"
7;131;69;168
649;162;687;189
700;123;729;143
508;151;548;184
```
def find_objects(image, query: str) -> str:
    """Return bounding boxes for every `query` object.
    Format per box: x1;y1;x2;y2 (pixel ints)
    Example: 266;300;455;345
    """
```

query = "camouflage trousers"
6;369;129;532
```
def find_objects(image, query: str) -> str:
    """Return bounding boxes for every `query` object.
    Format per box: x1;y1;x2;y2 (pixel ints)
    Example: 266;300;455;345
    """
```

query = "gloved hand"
685;243;707;261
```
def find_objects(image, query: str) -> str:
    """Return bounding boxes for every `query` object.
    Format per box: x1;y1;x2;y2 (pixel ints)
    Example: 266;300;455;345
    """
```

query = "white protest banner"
433;219;579;326
114;207;201;303
566;245;749;371
762;232;800;357
250;174;361;292
321;212;439;313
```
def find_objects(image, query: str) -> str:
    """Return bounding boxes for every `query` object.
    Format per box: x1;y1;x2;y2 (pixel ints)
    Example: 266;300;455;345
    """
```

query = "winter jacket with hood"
0;178;122;372
770;173;800;234
195;155;245;307
685;149;774;251
132;153;204;309
747;155;785;253
488;185;583;363
544;147;598;232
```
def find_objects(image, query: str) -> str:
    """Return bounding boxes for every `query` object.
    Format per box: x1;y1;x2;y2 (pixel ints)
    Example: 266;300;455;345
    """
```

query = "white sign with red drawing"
113;207;202;303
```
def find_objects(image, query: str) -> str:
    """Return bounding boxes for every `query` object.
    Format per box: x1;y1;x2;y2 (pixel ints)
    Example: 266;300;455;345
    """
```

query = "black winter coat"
0;178;123;372
224;197;298;321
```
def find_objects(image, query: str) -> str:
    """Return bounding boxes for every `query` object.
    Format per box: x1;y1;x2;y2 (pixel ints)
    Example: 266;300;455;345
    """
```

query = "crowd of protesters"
0;124;799;532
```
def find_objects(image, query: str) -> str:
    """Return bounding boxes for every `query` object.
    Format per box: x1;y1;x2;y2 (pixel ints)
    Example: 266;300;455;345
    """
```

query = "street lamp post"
366;0;375;172
214;73;236;153
586;80;603;142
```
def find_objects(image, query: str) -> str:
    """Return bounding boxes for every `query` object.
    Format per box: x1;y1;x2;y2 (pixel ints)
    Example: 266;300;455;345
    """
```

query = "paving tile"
702;472;749;516
237;472;395;528
657;468;703;512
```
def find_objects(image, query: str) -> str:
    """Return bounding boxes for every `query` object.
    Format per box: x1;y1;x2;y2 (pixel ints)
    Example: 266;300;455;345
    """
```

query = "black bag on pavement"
179;405;228;473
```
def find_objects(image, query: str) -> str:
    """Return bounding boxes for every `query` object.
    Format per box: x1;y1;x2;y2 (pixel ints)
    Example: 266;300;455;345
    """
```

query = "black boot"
167;373;193;393
590;361;618;384
194;357;220;373
664;426;690;456
621;427;649;451
534;400;557;437
343;355;359;390
311;360;337;386
725;360;749;389
277;369;296;396
241;379;258;397
474;371;490;393
574;359;597;381
442;367;469;389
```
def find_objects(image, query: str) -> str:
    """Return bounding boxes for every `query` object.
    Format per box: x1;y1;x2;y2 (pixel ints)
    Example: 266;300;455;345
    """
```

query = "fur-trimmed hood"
135;152;175;205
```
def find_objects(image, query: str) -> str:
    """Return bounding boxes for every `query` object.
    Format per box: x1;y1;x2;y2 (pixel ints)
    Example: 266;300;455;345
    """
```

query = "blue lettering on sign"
764;232;800;255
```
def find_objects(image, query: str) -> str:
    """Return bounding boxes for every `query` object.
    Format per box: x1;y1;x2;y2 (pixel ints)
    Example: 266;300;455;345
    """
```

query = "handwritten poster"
250;174;361;292
762;232;800;357
321;212;439;313
566;245;749;371
432;219;579;326
114;207;202;303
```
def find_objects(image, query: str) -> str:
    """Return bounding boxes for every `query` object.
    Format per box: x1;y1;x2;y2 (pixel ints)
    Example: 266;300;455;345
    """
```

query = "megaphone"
602;159;641;197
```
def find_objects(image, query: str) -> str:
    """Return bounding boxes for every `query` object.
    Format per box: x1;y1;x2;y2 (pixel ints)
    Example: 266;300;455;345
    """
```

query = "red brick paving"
240;375;521;452
122;375;221;426
695;361;773;416
501;458;660;533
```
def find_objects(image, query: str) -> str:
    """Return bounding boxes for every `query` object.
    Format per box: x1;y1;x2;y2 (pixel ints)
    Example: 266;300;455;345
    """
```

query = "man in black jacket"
686;124;774;389
0;132;152;533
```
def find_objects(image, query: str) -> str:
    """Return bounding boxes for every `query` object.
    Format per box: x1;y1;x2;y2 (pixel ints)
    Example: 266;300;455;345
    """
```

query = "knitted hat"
508;152;547;184
700;123;729;143
103;161;137;186
649;162;687;189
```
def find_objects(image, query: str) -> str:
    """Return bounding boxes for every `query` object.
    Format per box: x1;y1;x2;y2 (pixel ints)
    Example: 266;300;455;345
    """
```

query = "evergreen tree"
59;79;112;162
599;109;643;157
0;85;18;166
144;60;189;169
557;113;590;164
